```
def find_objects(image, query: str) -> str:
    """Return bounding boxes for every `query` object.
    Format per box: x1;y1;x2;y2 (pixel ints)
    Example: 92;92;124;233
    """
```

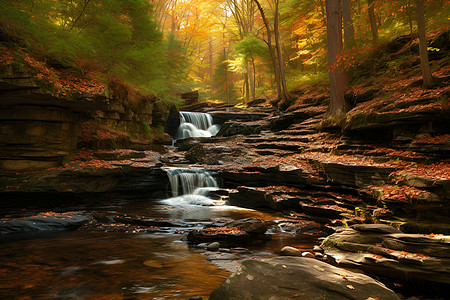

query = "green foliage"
212;54;238;102
232;37;268;60
0;0;187;95
141;122;151;134
286;70;329;91
229;36;270;74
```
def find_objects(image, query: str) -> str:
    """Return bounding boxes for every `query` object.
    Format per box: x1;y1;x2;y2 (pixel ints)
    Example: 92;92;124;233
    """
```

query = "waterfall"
176;112;220;140
161;168;222;206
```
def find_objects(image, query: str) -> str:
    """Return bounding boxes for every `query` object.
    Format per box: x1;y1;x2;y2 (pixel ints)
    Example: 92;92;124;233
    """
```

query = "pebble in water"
207;242;220;251
280;246;302;256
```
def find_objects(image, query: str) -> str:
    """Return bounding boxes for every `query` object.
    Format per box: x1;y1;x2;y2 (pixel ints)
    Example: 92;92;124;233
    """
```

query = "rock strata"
321;225;450;285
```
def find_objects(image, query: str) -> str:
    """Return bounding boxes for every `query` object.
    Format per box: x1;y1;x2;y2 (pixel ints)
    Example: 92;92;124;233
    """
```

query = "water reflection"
0;230;230;299
0;198;318;299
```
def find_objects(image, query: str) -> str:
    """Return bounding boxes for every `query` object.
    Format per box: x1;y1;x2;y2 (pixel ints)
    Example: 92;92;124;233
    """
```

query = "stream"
0;112;318;299
0;184;317;299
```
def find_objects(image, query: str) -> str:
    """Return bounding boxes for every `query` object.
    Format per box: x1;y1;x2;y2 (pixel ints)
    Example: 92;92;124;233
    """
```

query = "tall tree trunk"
407;0;414;38
247;59;254;101
209;34;214;89
367;0;378;44
416;0;434;88
171;0;177;34
226;52;230;102
325;0;349;116
244;73;250;104
274;0;290;103
253;0;281;100
342;0;355;48
251;54;256;100
342;0;355;85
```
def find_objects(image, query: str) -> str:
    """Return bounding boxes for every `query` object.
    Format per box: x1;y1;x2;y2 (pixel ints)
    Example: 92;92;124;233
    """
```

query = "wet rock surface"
209;256;400;300
0;212;90;234
187;217;271;246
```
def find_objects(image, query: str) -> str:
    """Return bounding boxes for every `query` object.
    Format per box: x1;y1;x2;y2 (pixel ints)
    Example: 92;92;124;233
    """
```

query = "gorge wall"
0;64;169;173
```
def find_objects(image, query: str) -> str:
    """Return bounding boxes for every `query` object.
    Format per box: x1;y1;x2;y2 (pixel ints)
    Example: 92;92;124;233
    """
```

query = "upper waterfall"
176;112;220;140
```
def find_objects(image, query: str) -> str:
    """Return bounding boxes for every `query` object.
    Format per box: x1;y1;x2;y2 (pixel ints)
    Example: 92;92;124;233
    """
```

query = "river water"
0;190;317;300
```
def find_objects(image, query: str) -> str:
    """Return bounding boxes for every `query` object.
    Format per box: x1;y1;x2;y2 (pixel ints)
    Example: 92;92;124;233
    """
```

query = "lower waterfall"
161;167;222;206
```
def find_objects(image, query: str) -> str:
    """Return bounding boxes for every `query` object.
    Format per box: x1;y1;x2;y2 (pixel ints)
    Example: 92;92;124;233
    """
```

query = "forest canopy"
0;0;448;106
0;0;187;95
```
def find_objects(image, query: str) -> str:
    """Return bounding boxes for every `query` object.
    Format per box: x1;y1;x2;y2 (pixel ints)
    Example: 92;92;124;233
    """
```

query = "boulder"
225;217;268;234
209;257;400;300
217;121;262;136
179;90;199;106
280;246;302;256
207;242;221;251
0;212;90;234
187;217;270;246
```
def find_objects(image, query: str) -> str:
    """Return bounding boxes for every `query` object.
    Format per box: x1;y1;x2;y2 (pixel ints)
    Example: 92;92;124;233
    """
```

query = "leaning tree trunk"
274;0;290;103
416;0;434;88
253;0;281;100
367;0;378;44
325;0;349;117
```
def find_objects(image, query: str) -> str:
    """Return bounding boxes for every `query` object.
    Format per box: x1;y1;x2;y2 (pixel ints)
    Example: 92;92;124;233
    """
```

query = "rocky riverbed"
1;87;449;298
1;38;449;297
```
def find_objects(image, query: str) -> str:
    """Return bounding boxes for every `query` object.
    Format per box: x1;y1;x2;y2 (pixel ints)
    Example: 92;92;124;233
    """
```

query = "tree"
253;0;290;104
253;0;281;98
415;0;434;88
213;54;237;101
325;0;350;117
225;0;257;103
342;0;355;84
342;0;355;49
0;0;189;94
273;0;291;104
367;0;379;44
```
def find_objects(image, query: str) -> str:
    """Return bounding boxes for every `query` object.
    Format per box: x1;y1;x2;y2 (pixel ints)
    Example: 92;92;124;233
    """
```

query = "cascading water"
161;167;223;206
176;112;220;140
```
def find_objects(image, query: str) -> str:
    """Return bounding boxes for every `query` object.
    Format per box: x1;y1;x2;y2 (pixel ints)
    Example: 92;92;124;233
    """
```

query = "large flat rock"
209;256;399;300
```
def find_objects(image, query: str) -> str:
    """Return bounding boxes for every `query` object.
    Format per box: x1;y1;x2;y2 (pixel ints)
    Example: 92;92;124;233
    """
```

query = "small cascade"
162;167;222;206
176;112;220;140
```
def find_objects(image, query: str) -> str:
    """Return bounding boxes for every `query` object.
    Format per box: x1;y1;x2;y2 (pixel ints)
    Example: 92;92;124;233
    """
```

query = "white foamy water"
176;112;220;140
161;168;222;207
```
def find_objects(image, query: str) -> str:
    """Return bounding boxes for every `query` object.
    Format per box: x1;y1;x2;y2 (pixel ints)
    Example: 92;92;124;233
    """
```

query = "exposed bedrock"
321;224;450;285
0;66;170;173
209;256;400;300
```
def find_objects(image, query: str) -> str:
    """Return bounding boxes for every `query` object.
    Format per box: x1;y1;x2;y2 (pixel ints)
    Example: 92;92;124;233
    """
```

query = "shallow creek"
0;182;317;299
